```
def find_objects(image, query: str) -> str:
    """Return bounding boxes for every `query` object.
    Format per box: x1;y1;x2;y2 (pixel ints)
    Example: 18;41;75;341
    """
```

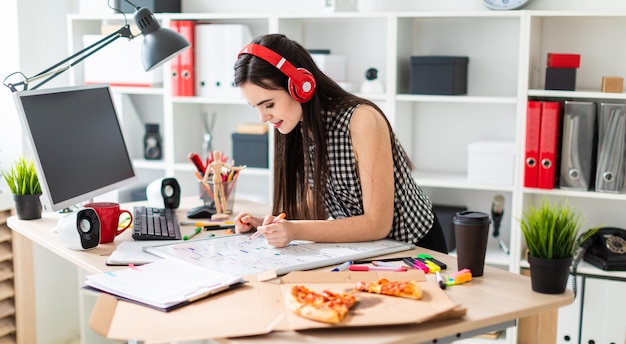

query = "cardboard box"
90;270;464;343
601;76;624;93
410;56;469;95
467;141;516;186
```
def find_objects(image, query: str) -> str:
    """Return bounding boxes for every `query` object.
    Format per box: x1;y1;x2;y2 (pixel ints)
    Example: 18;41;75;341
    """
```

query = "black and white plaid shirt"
308;104;434;244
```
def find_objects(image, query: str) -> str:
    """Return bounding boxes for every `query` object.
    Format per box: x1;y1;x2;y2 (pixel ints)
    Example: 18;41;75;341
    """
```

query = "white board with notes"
144;234;414;276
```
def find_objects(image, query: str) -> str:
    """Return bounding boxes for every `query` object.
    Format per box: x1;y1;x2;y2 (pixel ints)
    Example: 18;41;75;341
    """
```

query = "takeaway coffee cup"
452;210;491;277
84;202;133;244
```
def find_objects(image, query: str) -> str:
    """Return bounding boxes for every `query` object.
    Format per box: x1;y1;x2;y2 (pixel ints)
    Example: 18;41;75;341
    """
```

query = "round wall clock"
481;0;531;10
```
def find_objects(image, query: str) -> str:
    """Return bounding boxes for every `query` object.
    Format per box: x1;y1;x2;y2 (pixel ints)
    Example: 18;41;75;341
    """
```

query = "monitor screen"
13;84;137;212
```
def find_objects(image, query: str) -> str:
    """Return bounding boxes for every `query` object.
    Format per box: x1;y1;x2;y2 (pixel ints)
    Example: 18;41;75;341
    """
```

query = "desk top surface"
8;198;272;274
7;197;575;344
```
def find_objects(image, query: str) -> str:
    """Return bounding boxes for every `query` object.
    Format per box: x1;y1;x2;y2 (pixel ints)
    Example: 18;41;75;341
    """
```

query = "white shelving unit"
65;9;626;344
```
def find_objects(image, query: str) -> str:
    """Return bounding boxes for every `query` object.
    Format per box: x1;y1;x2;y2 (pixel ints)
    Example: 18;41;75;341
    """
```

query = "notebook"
85;258;244;312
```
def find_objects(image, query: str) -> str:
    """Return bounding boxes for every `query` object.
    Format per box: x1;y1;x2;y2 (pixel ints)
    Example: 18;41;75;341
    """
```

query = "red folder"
178;20;196;97
524;101;543;188
537;101;562;189
170;21;182;96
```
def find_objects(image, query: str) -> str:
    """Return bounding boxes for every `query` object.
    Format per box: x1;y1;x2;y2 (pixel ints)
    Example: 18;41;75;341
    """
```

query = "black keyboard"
132;206;182;240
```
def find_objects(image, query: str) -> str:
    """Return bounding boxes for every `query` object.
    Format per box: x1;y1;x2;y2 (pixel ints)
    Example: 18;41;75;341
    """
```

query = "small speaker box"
57;208;101;250
144;123;162;160
147;178;181;209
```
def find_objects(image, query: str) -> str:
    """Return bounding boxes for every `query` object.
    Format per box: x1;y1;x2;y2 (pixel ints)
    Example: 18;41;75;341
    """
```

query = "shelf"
0;263;12;283
111;86;164;96
0;282;13;302
173;96;248;105
0;229;10;244
528;89;626;100
397;94;518;104
414;172;514;192
0;300;15;320
523;187;626;201
132;159;169;170
0;245;11;265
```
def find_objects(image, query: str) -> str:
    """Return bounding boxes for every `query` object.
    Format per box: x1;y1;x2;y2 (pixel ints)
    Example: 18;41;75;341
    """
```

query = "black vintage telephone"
581;227;626;271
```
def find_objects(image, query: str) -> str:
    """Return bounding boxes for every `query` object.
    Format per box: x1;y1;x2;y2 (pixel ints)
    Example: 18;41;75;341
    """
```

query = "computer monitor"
13;84;137;212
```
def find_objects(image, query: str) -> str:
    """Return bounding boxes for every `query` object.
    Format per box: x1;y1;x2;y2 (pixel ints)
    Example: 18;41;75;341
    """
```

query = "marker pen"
372;261;407;270
349;265;406;272
436;271;446;290
331;261;352;272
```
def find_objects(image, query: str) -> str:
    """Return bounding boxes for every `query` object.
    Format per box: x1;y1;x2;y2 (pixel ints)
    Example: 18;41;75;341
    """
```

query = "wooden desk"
7;199;573;344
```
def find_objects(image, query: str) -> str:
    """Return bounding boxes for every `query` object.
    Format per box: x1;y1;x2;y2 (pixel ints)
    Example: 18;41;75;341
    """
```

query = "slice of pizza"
354;278;422;300
285;285;358;324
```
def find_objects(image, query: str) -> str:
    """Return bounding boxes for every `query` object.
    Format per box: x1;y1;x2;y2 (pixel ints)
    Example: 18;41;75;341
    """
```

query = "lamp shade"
133;7;190;72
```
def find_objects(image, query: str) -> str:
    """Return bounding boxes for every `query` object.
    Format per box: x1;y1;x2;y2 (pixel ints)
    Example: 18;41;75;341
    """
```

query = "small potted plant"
519;197;598;294
1;157;43;220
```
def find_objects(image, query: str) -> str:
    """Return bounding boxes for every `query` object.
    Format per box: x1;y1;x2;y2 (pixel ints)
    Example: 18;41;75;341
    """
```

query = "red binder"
524;101;543;188
178;20;196;97
537;101;562;189
170;21;182;96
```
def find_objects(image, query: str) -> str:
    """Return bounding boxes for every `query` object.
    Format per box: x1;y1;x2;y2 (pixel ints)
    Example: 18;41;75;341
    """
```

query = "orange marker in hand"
250;213;286;240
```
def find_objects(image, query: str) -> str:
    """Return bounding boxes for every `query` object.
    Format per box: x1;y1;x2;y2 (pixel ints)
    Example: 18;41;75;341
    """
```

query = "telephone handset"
582;227;626;271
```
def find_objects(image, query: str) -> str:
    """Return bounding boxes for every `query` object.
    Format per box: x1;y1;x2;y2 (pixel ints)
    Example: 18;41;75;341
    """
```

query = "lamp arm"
6;25;135;92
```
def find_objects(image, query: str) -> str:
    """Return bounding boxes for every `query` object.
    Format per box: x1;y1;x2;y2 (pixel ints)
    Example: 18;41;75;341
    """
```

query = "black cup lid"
452;210;491;225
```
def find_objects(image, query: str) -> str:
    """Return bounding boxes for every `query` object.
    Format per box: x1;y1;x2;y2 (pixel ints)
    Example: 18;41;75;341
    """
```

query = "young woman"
232;33;447;253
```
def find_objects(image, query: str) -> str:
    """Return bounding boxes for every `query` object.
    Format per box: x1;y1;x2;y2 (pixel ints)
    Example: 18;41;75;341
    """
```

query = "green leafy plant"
520;197;598;259
1;157;42;195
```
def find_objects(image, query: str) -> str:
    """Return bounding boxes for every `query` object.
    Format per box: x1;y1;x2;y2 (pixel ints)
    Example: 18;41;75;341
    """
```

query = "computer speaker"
144;123;162;160
146;177;181;209
56;208;101;250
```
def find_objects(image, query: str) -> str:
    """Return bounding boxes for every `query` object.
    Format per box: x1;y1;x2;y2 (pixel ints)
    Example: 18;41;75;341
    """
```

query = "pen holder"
199;179;237;214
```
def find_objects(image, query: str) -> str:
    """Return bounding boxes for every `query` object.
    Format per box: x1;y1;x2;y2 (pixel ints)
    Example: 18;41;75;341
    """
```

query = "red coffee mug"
84;202;133;244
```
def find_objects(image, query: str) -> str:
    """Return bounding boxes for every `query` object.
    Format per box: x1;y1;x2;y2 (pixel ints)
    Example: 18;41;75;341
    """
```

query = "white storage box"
311;54;347;82
467;141;516;186
83;34;163;87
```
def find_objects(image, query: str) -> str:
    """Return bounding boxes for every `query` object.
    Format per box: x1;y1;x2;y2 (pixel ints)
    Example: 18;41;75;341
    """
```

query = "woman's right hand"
234;212;262;233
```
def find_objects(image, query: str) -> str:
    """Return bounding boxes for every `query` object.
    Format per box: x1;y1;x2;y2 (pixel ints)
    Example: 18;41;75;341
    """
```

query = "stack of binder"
523;100;626;193
595;103;626;193
170;20;196;97
524;100;562;189
195;24;253;99
560;101;597;191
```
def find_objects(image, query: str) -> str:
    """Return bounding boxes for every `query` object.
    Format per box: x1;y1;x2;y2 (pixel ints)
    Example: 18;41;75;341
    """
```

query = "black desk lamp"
3;0;190;92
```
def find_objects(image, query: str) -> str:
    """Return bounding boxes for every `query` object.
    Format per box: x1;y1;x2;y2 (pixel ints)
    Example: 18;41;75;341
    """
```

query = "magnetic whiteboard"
144;234;414;276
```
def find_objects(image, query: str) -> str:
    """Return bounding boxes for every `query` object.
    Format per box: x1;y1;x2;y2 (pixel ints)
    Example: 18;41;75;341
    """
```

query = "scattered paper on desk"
106;240;178;266
85;258;243;311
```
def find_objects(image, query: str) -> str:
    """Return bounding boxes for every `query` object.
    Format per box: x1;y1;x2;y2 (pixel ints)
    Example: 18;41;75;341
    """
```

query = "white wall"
0;0;74;195
0;0;21;195
0;2;82;342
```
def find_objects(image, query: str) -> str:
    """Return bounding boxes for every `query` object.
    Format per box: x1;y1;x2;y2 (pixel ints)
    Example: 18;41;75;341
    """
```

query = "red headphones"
238;43;316;103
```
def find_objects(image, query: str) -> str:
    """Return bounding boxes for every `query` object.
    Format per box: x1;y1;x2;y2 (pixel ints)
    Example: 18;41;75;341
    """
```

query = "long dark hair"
234;34;403;220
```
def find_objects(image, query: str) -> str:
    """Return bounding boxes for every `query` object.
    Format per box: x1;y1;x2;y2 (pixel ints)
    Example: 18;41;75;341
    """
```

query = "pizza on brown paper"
285;285;358;324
